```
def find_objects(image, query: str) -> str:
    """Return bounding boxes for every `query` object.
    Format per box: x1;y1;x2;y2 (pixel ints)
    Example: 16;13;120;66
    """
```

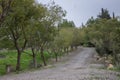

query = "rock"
107;64;114;70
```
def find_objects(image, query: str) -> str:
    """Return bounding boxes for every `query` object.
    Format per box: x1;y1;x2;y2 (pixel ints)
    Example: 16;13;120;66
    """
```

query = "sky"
37;0;120;27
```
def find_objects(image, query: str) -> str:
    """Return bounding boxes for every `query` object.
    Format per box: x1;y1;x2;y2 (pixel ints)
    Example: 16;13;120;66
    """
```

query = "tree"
27;3;47;68
86;17;95;26
98;8;111;19
34;1;66;66
2;0;38;71
84;9;120;67
109;20;120;66
58;19;75;29
71;28;81;49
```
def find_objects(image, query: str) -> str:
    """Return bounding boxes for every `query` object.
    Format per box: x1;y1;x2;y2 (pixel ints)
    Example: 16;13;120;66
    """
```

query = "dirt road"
0;47;120;80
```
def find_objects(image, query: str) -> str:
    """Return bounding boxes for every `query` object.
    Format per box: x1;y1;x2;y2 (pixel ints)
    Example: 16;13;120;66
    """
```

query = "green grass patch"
0;50;61;75
111;67;120;72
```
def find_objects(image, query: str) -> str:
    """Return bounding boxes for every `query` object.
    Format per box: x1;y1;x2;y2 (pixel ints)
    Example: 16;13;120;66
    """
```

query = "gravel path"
0;47;120;80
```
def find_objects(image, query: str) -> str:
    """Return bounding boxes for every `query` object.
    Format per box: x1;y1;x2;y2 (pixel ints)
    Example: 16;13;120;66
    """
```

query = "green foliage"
0;0;13;24
83;8;120;66
0;50;58;75
0;0;66;71
97;8;111;19
58;19;75;28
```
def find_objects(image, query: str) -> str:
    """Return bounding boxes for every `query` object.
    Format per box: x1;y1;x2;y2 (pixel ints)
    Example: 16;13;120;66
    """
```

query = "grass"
0;50;59;75
110;67;120;72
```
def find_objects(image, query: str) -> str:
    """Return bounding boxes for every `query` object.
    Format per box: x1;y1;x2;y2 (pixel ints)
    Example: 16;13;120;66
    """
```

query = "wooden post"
6;64;11;73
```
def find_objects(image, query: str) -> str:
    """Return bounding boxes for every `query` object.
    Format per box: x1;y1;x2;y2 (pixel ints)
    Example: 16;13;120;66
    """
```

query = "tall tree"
36;1;66;66
3;0;38;71
27;3;47;68
98;8;111;19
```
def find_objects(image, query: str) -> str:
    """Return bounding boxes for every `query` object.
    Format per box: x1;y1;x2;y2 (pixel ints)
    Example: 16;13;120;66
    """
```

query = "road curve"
0;47;120;80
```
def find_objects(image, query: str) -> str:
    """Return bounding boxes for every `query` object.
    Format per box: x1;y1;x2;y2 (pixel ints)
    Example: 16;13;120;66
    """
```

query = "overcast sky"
37;0;120;27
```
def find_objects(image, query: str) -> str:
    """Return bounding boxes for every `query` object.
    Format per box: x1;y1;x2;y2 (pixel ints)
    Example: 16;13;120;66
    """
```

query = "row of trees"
0;0;82;72
81;8;120;67
0;0;66;71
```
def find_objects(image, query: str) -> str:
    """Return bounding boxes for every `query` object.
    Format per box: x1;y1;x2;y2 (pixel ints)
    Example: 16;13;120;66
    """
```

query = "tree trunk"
41;47;47;66
71;46;74;51
10;25;27;71
16;49;21;71
55;52;58;62
31;48;37;68
13;38;21;71
59;49;62;59
66;47;69;55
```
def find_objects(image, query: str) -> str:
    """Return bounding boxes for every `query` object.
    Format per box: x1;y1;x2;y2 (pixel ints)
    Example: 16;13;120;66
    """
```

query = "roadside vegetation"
0;0;81;75
81;8;120;71
0;0;120;75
